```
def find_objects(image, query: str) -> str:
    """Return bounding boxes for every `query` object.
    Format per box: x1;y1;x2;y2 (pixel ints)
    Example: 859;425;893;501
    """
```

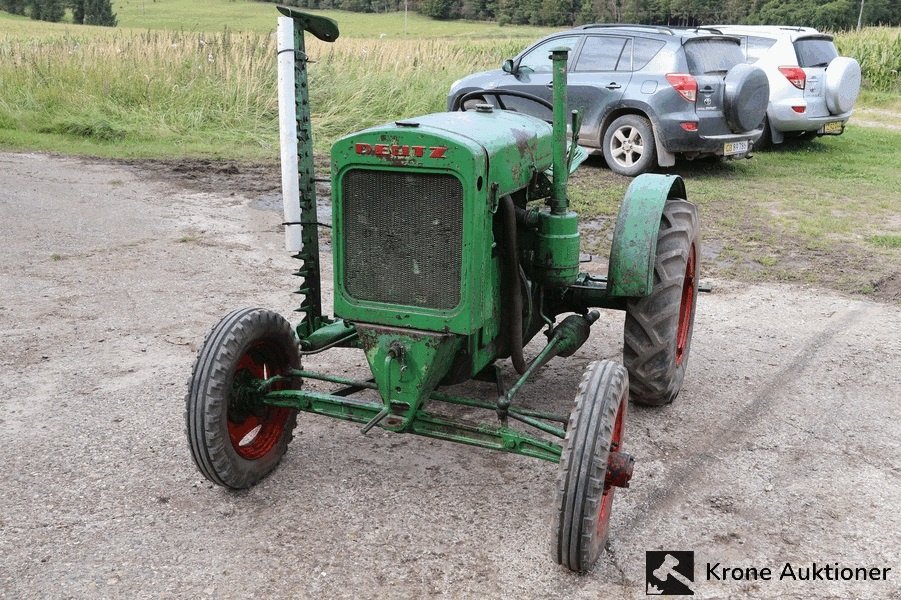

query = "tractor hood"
331;109;554;197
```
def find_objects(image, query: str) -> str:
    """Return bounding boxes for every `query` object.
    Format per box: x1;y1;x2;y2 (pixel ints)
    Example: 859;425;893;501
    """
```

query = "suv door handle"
605;83;622;90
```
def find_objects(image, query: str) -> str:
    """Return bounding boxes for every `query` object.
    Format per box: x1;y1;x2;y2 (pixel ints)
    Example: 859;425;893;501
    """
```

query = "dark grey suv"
448;25;769;176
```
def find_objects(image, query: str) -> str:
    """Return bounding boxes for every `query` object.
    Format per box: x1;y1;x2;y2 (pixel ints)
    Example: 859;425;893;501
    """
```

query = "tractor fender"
607;174;687;298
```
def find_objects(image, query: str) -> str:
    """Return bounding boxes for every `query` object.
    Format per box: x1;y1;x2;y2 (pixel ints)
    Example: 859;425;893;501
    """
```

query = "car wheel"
603;115;657;177
756;116;772;150
461;95;486;110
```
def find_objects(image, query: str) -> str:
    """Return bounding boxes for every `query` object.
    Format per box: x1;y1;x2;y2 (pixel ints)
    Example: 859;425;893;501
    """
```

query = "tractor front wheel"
186;307;300;489
623;198;699;406
553;360;632;573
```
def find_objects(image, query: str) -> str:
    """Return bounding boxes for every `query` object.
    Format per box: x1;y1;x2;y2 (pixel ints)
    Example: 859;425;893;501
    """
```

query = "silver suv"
709;25;861;146
447;25;769;176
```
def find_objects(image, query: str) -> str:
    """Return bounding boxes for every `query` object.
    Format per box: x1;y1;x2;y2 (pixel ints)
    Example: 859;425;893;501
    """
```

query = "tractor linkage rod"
260;369;569;439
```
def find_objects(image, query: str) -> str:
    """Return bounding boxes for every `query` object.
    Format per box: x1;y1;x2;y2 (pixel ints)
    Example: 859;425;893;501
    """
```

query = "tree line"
264;0;900;30
1;0;116;26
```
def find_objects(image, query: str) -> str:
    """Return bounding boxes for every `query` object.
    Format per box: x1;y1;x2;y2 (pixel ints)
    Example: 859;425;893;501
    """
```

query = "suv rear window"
684;38;744;74
794;38;838;68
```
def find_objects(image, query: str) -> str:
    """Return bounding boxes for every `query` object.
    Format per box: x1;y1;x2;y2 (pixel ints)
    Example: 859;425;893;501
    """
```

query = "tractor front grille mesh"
342;169;463;310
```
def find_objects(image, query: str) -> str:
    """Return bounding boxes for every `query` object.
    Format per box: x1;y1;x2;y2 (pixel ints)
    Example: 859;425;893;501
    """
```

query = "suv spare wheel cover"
724;63;770;133
825;56;861;114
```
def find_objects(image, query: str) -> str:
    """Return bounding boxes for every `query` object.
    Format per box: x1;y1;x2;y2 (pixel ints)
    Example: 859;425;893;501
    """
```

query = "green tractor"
186;8;699;573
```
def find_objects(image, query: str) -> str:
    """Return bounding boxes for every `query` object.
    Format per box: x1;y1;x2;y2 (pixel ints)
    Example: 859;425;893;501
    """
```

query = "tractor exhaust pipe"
550;47;569;215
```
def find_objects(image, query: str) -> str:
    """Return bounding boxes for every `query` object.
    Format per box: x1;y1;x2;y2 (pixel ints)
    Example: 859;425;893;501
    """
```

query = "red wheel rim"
675;243;697;366
597;391;627;538
227;341;292;460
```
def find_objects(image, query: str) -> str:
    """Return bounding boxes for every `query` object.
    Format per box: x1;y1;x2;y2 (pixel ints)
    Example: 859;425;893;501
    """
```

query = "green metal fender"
276;6;340;41
607;174;687;298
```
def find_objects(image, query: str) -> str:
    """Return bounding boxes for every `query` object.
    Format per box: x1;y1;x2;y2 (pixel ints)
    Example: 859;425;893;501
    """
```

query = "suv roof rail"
694;26;724;34
578;23;675;35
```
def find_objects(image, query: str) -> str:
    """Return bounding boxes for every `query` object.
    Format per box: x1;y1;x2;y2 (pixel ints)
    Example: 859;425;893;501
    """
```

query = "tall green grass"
0;25;525;156
0;6;898;158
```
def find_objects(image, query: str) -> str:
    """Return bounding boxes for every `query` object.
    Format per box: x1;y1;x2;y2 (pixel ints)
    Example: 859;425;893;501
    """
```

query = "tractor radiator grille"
342;169;463;310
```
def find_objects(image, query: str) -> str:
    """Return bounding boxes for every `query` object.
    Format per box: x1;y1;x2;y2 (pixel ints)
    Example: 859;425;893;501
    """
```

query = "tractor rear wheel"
553;360;631;573
186;307;299;489
623;198;699;406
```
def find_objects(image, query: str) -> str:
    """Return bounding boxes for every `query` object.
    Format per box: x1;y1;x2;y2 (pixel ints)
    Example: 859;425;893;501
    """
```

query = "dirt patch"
871;271;901;303
105;154;900;306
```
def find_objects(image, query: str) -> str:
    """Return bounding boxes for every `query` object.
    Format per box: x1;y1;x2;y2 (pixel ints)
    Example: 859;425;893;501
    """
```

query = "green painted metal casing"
608;174;687;297
331;110;553;337
534;211;580;287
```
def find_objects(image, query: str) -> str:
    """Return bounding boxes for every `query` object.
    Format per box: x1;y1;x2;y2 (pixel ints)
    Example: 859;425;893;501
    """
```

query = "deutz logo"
355;143;448;159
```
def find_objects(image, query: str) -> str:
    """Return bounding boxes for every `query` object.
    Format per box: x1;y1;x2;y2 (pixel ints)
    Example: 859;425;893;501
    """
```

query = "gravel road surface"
1;152;899;599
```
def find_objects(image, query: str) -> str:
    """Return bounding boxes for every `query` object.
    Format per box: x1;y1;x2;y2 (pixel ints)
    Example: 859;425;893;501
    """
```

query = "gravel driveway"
1;152;898;599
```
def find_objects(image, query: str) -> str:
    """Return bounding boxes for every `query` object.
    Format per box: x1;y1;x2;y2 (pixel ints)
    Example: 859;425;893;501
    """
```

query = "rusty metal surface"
605;451;635;489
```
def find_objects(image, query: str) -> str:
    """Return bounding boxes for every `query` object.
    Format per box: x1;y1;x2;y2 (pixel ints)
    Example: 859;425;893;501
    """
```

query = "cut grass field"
0;5;899;301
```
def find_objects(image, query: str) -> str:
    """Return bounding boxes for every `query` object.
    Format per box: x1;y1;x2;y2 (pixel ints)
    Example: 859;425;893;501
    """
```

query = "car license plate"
823;121;843;134
724;141;749;156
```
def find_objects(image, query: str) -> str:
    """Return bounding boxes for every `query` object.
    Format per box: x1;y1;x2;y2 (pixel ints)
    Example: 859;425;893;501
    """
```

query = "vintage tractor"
186;8;699;574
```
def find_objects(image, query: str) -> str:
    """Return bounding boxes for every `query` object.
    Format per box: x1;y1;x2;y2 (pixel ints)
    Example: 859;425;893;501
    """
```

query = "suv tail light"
666;73;697;102
778;66;806;90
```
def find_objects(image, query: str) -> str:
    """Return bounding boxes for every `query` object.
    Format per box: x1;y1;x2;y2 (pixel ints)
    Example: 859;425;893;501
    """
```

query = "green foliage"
249;0;900;28
84;0;116;26
29;0;65;22
836;27;901;91
869;234;901;248
0;0;26;15
420;0;456;19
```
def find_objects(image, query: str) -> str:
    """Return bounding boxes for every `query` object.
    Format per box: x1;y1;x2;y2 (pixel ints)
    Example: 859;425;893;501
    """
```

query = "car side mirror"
502;58;515;74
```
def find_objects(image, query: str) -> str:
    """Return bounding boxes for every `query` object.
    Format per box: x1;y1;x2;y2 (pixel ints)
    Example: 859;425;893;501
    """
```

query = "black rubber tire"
186;307;300;489
461;95;486;110
723;63;769;133
623;199;699;406
756;115;772;150
553;360;629;573
602;114;657;177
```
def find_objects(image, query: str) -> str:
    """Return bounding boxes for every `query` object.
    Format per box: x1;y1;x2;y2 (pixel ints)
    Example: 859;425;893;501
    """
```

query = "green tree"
70;0;84;23
420;0;456;18
1;0;27;15
84;0;116;26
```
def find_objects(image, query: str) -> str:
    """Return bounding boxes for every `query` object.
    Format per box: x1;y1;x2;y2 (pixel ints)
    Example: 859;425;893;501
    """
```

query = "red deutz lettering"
354;142;448;160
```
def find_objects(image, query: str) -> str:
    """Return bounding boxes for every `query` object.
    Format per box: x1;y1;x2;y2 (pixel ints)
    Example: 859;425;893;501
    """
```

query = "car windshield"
794;38;838;68
518;36;580;73
684;38;744;74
